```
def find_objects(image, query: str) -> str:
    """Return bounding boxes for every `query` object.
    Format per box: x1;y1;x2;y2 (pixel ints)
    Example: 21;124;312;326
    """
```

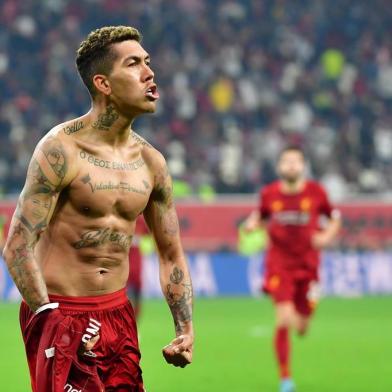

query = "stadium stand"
1;0;392;197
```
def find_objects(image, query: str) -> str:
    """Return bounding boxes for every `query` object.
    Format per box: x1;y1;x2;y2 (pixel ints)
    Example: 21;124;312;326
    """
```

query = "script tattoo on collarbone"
63;121;84;135
73;228;133;250
132;132;153;148
79;150;145;171
81;174;147;195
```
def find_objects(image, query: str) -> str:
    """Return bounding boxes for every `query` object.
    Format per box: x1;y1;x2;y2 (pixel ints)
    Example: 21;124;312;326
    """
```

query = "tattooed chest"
65;147;153;218
79;149;146;172
68;170;151;220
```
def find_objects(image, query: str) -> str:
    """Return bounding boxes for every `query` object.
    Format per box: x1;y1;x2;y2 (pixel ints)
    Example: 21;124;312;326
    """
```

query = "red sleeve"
317;184;339;218
259;188;270;219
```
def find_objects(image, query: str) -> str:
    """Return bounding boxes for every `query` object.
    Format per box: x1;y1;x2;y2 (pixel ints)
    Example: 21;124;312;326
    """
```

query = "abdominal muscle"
33;187;140;296
36;229;132;297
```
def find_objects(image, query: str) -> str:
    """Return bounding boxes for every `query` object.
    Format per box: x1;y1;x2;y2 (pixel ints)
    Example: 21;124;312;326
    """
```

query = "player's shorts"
262;271;321;316
20;288;144;392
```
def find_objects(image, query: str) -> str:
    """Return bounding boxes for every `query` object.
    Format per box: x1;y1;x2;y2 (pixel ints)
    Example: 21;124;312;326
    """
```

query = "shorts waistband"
48;288;128;311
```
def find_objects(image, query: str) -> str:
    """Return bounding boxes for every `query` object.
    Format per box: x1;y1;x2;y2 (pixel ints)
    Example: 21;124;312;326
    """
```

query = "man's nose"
143;65;154;82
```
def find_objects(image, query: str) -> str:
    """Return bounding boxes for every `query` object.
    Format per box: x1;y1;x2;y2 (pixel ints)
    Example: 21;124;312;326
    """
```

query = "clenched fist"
162;334;193;368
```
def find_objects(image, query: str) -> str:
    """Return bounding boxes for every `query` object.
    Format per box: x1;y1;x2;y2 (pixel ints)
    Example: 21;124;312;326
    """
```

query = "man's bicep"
143;152;184;258
143;199;181;256
15;137;68;235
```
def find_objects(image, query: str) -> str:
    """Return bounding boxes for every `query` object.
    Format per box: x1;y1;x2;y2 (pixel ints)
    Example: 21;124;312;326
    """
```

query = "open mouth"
145;85;159;101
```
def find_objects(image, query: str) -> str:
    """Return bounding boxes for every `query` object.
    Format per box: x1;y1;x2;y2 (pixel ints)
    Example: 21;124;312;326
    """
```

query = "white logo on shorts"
64;383;82;392
81;318;101;343
45;347;55;358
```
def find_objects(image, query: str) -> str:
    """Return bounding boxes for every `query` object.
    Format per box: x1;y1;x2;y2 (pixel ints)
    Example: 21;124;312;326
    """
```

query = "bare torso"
3;34;194;366
35;118;154;296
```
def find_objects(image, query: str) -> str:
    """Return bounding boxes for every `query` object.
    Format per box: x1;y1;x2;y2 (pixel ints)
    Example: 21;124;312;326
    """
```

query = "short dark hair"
76;26;142;96
278;145;305;159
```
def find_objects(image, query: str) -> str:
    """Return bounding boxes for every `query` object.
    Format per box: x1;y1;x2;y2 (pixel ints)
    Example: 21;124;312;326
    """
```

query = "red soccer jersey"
260;180;336;275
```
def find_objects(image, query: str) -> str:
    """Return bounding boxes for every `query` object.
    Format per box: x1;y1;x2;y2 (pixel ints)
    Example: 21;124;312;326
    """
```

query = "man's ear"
92;74;111;96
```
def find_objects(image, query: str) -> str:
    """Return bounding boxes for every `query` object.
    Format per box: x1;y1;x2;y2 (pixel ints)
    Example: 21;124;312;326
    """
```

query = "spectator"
0;0;391;196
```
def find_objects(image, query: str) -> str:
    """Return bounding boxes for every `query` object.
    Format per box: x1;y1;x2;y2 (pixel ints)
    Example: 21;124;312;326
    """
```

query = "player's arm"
3;135;72;311
243;210;267;232
312;210;341;249
312;186;342;249
243;188;269;232
143;153;193;367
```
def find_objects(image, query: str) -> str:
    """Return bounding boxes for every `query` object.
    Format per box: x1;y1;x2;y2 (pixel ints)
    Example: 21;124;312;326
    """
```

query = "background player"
3;26;193;391
244;146;341;392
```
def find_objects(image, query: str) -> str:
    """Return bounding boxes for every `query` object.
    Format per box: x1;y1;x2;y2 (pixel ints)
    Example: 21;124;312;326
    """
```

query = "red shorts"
20;289;144;392
263;271;320;316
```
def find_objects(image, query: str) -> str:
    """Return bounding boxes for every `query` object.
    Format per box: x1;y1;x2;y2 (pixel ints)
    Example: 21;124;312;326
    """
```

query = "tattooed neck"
63;121;84;135
92;104;120;131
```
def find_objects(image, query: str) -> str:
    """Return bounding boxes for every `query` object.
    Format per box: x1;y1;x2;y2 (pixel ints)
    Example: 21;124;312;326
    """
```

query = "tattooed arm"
143;153;193;367
3;136;72;311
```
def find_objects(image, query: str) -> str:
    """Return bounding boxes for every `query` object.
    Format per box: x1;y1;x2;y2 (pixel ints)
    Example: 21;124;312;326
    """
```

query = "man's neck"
86;100;136;147
280;178;306;194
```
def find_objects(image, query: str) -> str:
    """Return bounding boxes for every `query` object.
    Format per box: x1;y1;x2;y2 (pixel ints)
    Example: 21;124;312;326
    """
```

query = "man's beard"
282;174;300;184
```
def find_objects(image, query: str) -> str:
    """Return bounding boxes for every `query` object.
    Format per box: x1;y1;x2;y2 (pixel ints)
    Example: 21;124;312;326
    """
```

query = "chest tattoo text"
79;150;145;171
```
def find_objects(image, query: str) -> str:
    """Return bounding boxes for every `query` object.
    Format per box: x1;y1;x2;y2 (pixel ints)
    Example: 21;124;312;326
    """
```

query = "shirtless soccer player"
3;26;193;392
245;146;341;392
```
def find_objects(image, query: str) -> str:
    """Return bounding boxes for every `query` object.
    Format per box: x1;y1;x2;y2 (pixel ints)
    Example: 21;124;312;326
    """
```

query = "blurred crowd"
1;0;392;198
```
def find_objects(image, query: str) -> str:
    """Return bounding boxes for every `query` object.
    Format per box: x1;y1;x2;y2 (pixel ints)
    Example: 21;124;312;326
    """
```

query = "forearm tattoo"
149;163;192;333
6;223;48;310
165;266;193;335
6;137;67;309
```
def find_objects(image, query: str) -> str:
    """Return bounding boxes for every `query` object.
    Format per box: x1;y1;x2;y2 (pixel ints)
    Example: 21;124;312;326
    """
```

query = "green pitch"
0;297;391;391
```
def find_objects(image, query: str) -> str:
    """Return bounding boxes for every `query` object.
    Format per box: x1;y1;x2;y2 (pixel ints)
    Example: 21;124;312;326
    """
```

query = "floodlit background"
0;1;391;391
